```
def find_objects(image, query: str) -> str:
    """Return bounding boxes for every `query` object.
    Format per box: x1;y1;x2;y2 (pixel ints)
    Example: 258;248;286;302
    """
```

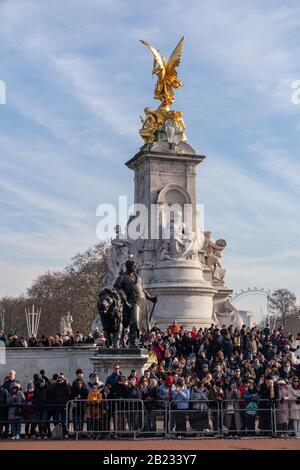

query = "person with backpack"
243;381;260;436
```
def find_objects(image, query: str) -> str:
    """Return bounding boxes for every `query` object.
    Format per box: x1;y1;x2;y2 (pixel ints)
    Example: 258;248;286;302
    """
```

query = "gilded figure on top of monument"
140;36;184;107
139;37;188;147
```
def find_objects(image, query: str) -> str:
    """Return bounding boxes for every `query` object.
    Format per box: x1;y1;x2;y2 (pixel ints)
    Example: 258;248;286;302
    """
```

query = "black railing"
0;399;299;439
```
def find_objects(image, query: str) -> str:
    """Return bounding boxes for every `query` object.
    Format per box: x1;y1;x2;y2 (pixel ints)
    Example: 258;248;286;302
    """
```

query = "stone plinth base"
90;348;153;378
0;347;98;385
141;260;217;329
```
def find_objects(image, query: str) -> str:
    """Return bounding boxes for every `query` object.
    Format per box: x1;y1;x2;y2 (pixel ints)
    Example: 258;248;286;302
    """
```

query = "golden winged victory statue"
139;37;188;146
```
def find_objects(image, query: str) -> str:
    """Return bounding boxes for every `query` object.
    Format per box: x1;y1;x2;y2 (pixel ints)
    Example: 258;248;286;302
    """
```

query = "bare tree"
26;241;109;335
65;241;109;318
0;242;110;338
0;296;28;335
268;288;298;331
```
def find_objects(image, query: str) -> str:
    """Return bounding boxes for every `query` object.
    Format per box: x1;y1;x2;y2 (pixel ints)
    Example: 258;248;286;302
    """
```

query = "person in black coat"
207;332;222;360
51;376;71;436
146;378;161;433
195;350;209;378
181;332;193;357
71;369;85;395
0;385;8;438
258;375;278;434
221;334;234;359
71;379;88;433
33;379;50;438
110;377;128;433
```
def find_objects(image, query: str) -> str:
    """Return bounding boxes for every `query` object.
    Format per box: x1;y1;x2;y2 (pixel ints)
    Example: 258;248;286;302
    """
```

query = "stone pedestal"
141;260;217;329
89;348;153;378
125;148;218;328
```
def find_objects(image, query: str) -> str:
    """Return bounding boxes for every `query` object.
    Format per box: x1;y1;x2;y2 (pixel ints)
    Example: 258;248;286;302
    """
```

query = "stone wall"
0;346;99;386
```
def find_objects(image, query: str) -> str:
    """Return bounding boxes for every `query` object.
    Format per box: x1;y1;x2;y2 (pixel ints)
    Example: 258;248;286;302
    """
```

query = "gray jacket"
7;390;25;420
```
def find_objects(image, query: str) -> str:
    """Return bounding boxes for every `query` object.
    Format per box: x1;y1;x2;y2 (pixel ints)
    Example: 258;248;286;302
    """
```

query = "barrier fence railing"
168;400;220;437
220;399;274;436
136;400;168;437
0;403;68;438
66;399;144;439
1;399;300;438
273;399;300;438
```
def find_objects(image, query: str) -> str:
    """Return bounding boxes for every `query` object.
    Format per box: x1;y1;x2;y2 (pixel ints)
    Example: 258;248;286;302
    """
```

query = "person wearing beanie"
33;379;50;439
71;379;88;434
52;375;71;438
86;373;104;392
287;376;300;438
276;379;289;435
24;382;37;438
258;375;279;434
71;369;85;397
172;378;190;434
7;382;25;440
158;375;175;403
224;381;242;436
86;383;103;439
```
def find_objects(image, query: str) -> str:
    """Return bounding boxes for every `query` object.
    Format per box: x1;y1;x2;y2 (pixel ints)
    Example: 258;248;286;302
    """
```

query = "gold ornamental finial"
139;37;187;145
139;36;185;109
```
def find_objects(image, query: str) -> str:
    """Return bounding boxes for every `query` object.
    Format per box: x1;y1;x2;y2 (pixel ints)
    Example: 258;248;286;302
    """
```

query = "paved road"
0;439;300;450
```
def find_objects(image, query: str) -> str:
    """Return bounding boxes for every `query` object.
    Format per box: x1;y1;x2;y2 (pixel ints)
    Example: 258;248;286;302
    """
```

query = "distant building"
238;310;256;328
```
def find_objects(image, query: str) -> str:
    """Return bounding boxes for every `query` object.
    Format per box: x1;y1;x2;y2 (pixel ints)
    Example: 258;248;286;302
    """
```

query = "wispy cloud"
0;0;299;307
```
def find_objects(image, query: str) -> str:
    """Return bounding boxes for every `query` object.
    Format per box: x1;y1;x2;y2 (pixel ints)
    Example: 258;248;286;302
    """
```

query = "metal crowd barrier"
220;399;274;436
168;400;219;437
136;400;168;437
273;399;300;438
1;398;300;439
66;399;144;439
0;403;67;438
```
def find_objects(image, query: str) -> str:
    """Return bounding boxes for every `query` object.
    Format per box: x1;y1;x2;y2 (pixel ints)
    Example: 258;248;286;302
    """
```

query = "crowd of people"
0;329;105;348
1;322;300;439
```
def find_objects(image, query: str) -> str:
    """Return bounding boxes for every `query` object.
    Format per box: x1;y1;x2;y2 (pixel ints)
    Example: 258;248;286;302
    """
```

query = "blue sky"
0;0;300;314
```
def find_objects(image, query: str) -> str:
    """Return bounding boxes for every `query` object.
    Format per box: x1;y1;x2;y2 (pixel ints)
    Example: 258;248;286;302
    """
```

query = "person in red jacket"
24;382;37;438
169;321;181;335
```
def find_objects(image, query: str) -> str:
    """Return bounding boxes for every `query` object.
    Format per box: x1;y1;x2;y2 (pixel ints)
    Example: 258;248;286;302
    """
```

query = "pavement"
0;438;300;450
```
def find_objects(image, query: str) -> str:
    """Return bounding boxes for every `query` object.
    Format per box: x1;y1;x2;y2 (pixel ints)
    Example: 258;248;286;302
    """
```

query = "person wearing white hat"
287;377;300;438
276;379;289;435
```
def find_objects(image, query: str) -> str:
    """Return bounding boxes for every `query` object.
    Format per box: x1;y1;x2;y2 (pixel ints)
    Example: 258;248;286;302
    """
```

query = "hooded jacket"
7;386;25;420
